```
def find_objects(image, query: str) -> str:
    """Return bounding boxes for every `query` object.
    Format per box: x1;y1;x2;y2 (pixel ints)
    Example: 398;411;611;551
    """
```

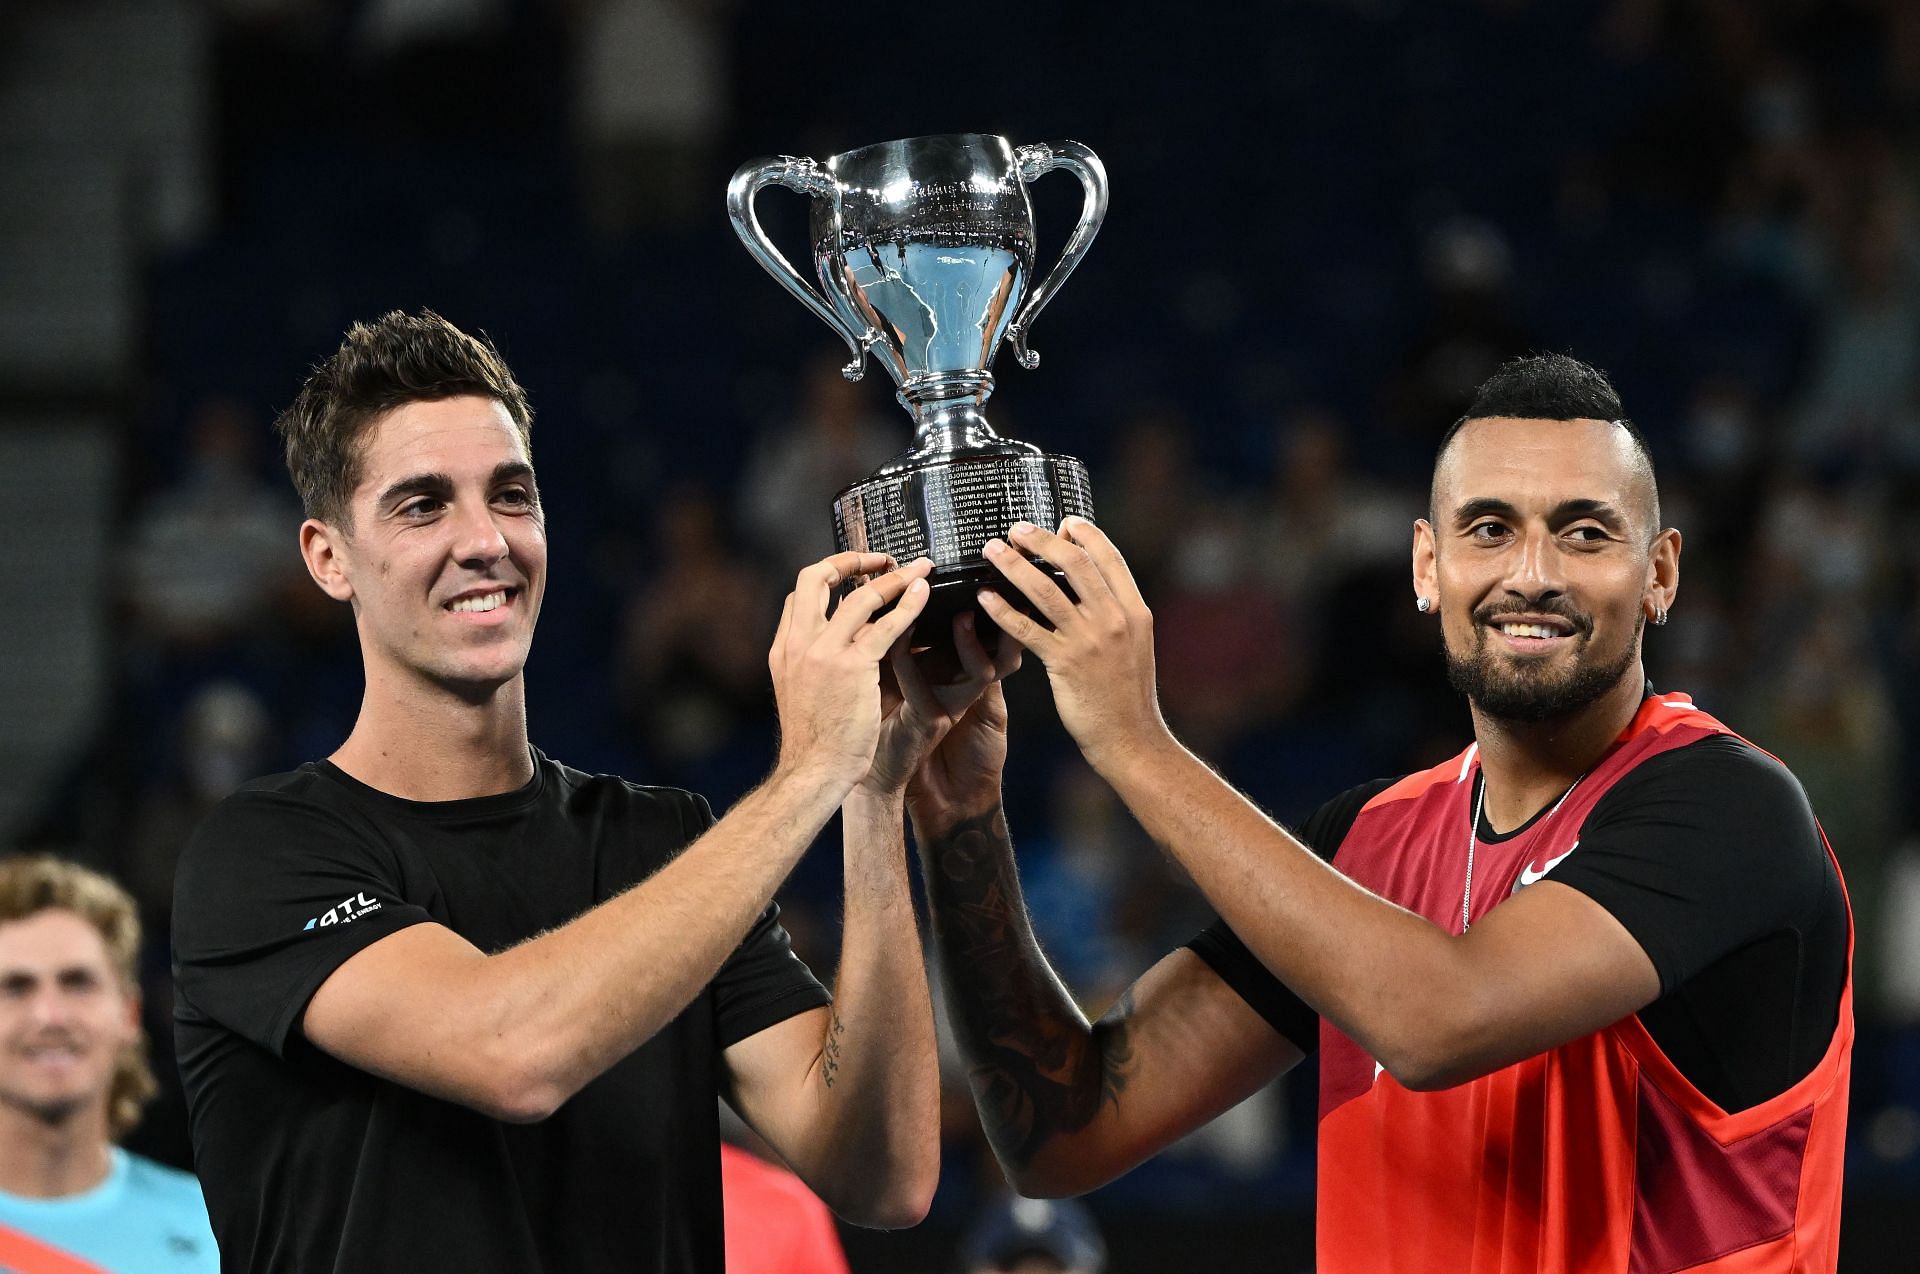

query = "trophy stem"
894;369;1040;464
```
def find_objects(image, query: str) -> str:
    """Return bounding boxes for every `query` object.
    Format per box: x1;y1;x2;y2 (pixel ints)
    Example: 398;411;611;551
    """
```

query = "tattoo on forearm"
925;808;1137;1168
821;1011;846;1089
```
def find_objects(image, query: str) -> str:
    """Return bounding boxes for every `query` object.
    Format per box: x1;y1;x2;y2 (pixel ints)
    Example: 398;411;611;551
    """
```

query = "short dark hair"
1435;353;1660;530
274;309;533;529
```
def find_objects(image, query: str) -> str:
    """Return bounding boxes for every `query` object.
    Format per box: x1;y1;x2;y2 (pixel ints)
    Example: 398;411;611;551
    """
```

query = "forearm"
483;765;849;1113
781;790;940;1226
912;794;1136;1180
1097;735;1471;1083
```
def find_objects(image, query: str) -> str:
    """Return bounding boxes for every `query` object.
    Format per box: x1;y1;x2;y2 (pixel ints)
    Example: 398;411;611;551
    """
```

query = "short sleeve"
681;793;831;1048
1550;736;1829;995
1184;777;1397;1053
172;787;434;1056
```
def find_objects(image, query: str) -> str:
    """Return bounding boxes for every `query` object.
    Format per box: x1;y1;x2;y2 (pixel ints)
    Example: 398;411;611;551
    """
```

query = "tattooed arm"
723;788;940;1228
915;797;1307;1198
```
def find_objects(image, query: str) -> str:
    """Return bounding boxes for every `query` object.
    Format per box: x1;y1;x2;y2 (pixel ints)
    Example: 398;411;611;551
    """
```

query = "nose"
1504;523;1567;603
450;498;510;569
28;988;76;1029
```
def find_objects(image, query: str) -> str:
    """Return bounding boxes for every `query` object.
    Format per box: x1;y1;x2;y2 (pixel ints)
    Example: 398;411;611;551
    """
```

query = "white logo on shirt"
1515;843;1578;890
304;891;382;931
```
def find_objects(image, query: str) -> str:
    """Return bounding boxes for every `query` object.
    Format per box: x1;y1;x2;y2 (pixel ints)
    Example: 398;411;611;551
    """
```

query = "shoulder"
538;752;717;838
120;1153;207;1208
1593;733;1817;836
1298;776;1403;858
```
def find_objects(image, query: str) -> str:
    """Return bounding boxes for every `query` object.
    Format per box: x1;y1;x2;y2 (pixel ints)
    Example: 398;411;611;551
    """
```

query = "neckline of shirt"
312;747;550;820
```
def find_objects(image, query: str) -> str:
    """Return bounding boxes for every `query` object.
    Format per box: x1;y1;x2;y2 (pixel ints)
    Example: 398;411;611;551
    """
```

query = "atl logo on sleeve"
304;892;383;930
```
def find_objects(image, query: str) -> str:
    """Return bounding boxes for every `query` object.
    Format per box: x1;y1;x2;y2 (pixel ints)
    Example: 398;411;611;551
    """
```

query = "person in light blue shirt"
0;856;216;1272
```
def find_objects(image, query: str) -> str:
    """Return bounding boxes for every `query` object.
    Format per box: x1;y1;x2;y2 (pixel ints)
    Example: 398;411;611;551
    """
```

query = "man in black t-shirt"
172;311;1013;1273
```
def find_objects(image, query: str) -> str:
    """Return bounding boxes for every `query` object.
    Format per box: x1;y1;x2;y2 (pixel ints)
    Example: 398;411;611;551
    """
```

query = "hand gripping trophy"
728;133;1107;678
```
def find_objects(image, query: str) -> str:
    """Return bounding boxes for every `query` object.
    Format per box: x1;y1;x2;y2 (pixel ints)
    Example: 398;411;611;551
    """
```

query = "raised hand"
769;552;933;793
860;611;1023;808
975;517;1170;774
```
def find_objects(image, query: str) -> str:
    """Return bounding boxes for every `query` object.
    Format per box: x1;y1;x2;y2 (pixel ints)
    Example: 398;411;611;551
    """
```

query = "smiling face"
300;395;547;698
1414;416;1679;724
0;911;140;1130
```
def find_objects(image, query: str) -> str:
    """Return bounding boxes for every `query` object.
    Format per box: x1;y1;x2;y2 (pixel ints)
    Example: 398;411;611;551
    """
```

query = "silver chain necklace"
1461;770;1588;932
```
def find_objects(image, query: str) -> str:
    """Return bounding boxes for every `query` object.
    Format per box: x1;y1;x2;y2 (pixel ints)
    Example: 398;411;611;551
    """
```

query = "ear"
1645;526;1681;620
300;519;356;603
1412;518;1439;609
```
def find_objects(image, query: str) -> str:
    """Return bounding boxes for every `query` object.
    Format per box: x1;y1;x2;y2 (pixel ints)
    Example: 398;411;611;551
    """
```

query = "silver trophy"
729;132;1107;678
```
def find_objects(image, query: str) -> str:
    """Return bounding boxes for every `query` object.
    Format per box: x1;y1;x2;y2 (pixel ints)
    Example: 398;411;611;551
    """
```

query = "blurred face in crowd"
970;1260;1080;1274
1414;416;1679;723
0;910;140;1128
301;395;547;698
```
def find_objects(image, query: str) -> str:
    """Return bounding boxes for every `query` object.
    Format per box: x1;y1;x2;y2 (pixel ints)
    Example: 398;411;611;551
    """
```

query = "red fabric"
0;1224;111;1274
1313;694;1853;1274
720;1143;850;1274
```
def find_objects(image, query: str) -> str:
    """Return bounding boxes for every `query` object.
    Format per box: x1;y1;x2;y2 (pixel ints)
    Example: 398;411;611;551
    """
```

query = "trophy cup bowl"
728;133;1107;680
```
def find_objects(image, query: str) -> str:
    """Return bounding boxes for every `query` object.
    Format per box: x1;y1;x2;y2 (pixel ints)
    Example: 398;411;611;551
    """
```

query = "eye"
494;486;535;508
1565;524;1611;543
1468;521;1511;542
401;497;443;518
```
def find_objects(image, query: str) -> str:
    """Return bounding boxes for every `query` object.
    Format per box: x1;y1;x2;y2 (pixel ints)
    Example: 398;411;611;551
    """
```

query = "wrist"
906;786;1004;845
1087;720;1186;794
844;786;907;824
763;757;859;822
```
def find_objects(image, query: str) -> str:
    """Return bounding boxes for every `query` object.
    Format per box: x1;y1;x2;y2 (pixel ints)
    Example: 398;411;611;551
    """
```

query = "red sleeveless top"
1315;693;1853;1273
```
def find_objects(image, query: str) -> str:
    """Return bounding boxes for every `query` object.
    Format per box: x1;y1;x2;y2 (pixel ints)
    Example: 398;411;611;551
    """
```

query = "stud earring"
1416;597;1432;614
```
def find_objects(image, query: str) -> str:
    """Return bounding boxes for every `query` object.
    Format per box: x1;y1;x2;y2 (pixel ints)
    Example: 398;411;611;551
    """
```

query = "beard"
1443;607;1640;723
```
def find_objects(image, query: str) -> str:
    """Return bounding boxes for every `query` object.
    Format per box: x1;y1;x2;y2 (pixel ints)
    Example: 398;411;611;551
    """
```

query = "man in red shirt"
910;354;1852;1272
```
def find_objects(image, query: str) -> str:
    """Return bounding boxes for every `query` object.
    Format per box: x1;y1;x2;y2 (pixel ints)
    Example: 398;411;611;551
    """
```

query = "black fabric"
1186;735;1847;1113
1186;778;1392;1054
172;749;830;1274
1541;733;1846;1112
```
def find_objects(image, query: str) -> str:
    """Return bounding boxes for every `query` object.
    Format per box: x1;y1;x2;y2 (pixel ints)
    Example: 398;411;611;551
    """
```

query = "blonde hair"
0;856;156;1140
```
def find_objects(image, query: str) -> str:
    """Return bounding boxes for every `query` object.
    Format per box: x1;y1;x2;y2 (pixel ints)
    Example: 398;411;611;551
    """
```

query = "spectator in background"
959;1194;1105;1274
739;359;898;584
121;395;304;656
0;856;217;1271
615;482;776;793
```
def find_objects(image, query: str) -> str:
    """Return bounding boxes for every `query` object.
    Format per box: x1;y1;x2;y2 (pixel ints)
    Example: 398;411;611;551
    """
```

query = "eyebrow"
1451;497;1628;529
376;461;536;512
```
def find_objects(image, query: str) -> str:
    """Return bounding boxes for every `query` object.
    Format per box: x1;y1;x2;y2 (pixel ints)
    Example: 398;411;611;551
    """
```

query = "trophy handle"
1006;140;1109;371
726;155;879;381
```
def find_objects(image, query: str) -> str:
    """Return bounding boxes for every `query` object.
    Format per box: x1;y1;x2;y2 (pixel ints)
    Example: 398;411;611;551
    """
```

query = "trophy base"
829;448;1094;684
909;557;1076;685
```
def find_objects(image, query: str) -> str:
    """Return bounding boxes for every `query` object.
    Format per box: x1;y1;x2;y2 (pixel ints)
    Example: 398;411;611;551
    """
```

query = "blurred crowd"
10;0;1920;1259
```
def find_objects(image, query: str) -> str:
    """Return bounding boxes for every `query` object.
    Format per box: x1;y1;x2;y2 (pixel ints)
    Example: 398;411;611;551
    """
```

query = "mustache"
1472;600;1593;636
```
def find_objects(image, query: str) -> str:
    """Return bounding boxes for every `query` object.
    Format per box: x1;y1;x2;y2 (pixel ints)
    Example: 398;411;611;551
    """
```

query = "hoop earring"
1416;597;1432;614
1652;607;1668;626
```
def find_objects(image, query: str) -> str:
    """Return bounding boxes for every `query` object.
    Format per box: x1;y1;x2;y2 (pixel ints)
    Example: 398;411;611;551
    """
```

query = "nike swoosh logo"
1517;842;1578;888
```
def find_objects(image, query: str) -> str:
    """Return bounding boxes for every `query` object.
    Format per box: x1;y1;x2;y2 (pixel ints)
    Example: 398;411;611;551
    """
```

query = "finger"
854;575;931;657
889;635;943;721
988;623;1025;681
769;591;796;677
982;536;1078;630
829;557;934;638
949;611;995;688
1008;519;1117;612
1059;516;1145;611
976;586;1053;656
795;551;897;627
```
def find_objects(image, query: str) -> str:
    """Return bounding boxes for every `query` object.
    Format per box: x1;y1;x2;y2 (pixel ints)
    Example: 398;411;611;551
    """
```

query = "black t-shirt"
1189;734;1848;1112
172;749;830;1274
